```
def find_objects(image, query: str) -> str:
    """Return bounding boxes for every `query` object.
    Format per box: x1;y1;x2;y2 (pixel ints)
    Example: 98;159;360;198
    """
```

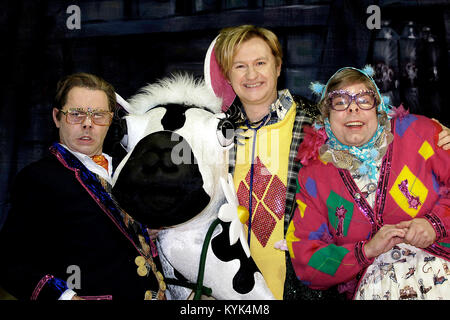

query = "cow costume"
112;74;274;299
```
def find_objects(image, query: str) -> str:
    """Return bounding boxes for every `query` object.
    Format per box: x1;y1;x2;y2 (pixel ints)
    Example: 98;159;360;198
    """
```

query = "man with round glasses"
0;73;163;300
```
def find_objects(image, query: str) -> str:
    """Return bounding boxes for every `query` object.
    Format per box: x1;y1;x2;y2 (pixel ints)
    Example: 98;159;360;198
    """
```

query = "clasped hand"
364;218;436;259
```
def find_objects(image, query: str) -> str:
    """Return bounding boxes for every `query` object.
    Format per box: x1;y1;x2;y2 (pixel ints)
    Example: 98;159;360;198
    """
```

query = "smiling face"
227;37;281;119
53;86;111;156
329;82;379;147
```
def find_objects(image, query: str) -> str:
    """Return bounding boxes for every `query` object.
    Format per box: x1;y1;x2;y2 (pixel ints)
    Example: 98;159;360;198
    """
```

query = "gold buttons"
135;255;146;266
159;280;166;291
135;254;167;299
135;255;148;276
137;265;148;277
144;290;153;300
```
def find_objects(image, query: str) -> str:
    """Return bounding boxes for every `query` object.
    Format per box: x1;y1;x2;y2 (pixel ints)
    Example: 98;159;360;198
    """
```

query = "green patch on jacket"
308;244;349;276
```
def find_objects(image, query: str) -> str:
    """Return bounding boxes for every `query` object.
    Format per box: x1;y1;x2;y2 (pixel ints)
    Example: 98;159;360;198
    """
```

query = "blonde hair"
317;68;381;122
214;25;282;78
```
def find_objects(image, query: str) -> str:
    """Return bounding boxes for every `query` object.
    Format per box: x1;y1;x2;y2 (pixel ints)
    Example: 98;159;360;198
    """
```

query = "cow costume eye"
216;118;235;147
216;103;246;147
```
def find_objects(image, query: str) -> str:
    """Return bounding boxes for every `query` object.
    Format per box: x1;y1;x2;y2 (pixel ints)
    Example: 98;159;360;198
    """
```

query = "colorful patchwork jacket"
287;114;450;297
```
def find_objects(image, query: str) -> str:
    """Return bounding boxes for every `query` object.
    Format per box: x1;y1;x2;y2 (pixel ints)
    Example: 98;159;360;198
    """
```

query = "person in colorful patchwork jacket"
287;66;450;300
0;73;164;300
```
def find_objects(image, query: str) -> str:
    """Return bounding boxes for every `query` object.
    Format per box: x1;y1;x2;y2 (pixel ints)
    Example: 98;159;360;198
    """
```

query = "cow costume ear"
204;36;236;112
114;92;132;150
115;92;131;113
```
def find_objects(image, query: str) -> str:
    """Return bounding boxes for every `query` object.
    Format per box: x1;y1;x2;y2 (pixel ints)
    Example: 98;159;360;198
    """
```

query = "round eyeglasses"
59;108;113;126
328;90;377;111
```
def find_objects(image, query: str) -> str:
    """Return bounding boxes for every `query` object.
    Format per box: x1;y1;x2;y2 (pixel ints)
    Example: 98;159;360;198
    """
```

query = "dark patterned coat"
0;143;161;300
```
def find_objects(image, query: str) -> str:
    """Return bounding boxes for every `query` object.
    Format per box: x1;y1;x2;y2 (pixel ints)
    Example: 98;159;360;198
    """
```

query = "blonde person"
205;25;338;300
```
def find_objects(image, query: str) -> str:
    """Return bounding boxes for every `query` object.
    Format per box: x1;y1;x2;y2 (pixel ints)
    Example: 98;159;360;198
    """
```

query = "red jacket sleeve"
418;118;450;242
286;163;374;291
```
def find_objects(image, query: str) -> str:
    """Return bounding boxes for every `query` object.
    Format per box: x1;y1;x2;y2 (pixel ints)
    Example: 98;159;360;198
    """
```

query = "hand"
71;295;84;300
432;119;450;151
396;218;436;248
364;224;407;259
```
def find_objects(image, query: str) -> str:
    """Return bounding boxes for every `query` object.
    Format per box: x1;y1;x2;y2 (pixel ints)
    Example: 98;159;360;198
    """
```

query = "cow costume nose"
135;131;193;177
139;134;178;174
112;130;210;228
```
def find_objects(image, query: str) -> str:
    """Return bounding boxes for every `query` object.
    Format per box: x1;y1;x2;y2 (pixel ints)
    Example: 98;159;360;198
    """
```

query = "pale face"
228;37;281;119
53;86;110;156
329;83;378;147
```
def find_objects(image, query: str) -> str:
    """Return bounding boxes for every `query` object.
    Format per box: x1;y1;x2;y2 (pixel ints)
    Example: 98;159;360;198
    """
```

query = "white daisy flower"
218;173;251;257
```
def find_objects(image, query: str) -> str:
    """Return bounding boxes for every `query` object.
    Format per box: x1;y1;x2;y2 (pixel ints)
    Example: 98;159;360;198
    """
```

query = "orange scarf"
91;155;109;172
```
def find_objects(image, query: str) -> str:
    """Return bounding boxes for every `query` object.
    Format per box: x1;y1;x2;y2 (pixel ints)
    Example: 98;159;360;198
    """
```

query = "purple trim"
425;243;450;261
354;241;374;267
338;142;394;237
373;142;393;223
50;146;147;259
339;170;378;235
31;275;53;300
79;295;113;300
424;212;448;242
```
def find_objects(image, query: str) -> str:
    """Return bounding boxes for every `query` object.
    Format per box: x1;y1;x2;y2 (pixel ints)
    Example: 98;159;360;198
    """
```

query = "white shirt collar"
59;143;113;184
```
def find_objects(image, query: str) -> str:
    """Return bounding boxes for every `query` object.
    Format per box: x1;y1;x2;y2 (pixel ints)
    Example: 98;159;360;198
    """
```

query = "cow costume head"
112;74;274;300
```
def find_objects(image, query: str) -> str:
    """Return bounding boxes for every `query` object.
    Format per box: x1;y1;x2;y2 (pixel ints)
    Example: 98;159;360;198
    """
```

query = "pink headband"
204;37;236;112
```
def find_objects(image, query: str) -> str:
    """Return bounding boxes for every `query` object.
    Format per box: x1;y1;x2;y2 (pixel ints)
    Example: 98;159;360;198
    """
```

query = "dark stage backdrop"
0;0;449;230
